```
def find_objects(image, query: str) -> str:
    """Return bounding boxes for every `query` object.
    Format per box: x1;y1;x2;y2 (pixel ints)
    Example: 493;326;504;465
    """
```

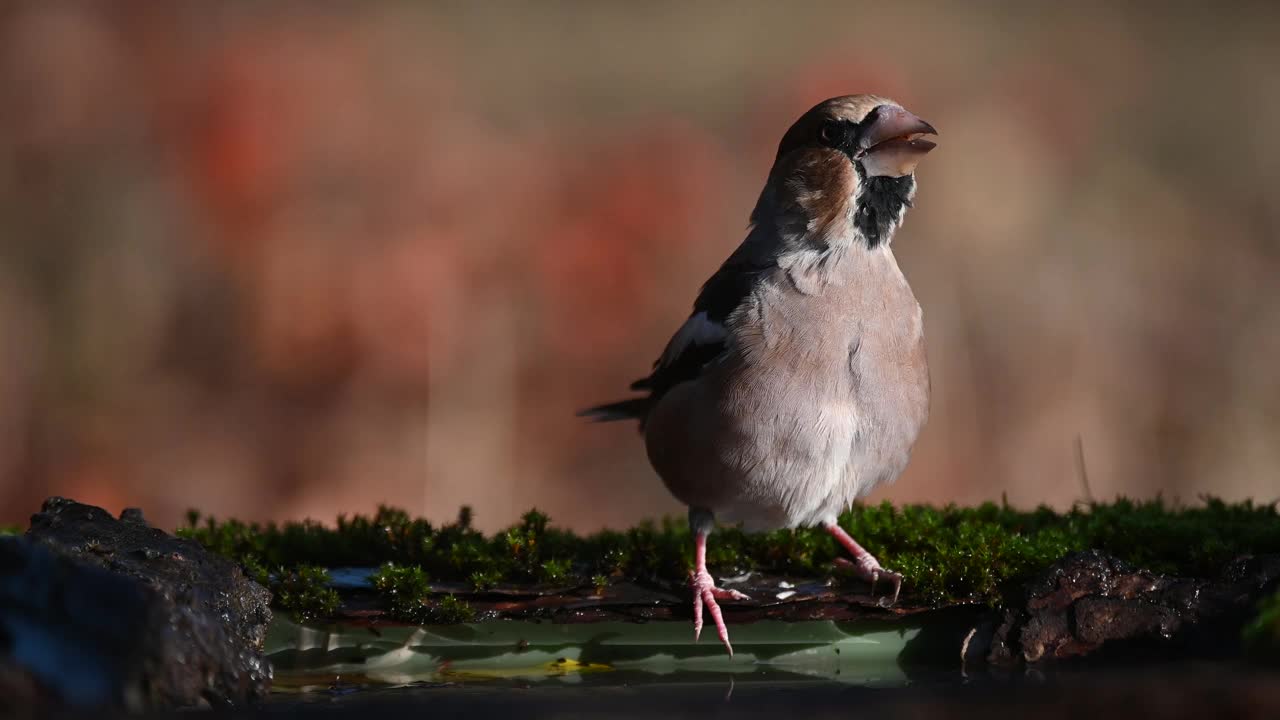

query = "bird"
581;95;936;655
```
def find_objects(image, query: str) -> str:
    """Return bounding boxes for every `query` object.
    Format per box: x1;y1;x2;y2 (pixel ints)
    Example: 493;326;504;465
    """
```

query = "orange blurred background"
1;1;1278;532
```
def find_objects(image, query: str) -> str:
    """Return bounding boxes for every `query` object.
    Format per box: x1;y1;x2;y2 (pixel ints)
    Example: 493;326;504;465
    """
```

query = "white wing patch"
658;311;727;368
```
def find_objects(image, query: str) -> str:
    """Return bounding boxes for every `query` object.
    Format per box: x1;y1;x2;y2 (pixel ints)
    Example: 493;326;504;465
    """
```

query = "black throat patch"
851;171;915;248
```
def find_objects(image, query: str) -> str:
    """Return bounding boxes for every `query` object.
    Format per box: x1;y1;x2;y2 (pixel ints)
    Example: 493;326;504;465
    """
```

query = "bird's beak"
855;105;938;178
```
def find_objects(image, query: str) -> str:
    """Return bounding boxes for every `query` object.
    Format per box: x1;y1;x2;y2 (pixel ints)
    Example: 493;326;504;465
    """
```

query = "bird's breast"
645;247;929;529
720;250;928;519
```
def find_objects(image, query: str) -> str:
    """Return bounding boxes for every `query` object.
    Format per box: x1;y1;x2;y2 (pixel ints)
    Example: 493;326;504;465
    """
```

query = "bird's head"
756;95;938;248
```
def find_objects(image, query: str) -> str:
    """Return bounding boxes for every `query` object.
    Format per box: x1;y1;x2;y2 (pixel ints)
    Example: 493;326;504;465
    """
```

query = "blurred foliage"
0;525;20;536
180;497;1280;607
5;2;1280;537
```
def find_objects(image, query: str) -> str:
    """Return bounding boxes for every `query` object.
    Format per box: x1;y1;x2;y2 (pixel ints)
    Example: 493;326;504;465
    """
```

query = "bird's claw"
834;555;903;606
690;570;750;656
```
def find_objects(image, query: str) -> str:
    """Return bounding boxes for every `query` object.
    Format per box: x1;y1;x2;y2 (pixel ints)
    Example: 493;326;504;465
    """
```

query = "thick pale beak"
855;105;938;178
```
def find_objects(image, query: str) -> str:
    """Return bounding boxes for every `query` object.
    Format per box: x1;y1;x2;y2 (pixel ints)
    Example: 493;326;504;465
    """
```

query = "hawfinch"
583;95;936;655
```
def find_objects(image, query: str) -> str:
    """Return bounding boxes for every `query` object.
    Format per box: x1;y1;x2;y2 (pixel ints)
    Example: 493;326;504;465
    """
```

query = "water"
262;617;1280;718
267;618;920;692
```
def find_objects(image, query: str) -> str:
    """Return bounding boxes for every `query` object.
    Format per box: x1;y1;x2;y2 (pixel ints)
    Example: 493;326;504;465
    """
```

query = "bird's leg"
825;522;903;605
689;510;750;656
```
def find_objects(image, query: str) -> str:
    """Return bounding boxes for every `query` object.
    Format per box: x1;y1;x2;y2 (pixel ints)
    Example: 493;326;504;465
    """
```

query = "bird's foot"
834;554;903;607
690;570;750;656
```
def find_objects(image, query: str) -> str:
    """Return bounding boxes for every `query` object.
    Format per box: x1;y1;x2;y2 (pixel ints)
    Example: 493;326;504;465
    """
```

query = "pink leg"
691;530;750;656
826;523;903;605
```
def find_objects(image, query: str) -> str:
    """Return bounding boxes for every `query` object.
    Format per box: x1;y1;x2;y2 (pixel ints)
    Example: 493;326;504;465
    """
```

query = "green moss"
539;557;573;584
433;594;476;624
468;570;500;591
591;574;611;594
270;565;341;622
241;554;270;586
179;497;1280;610
370;562;433;623
370;562;475;623
1244;590;1280;663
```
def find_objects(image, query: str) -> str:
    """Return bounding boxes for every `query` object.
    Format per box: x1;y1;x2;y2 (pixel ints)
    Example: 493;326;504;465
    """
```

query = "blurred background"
1;1;1277;533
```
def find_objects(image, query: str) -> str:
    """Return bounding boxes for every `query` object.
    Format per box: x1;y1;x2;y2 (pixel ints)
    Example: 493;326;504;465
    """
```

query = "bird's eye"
818;121;844;147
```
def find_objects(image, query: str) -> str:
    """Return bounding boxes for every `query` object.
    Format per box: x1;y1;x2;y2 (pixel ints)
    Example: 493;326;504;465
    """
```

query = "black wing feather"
580;256;767;425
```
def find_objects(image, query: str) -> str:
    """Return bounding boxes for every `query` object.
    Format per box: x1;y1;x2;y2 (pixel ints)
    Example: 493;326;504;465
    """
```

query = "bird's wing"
630;254;769;400
579;226;777;423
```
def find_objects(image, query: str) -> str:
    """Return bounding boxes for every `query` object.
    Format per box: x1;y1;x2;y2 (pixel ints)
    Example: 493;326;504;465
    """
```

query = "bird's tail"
577;398;650;423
